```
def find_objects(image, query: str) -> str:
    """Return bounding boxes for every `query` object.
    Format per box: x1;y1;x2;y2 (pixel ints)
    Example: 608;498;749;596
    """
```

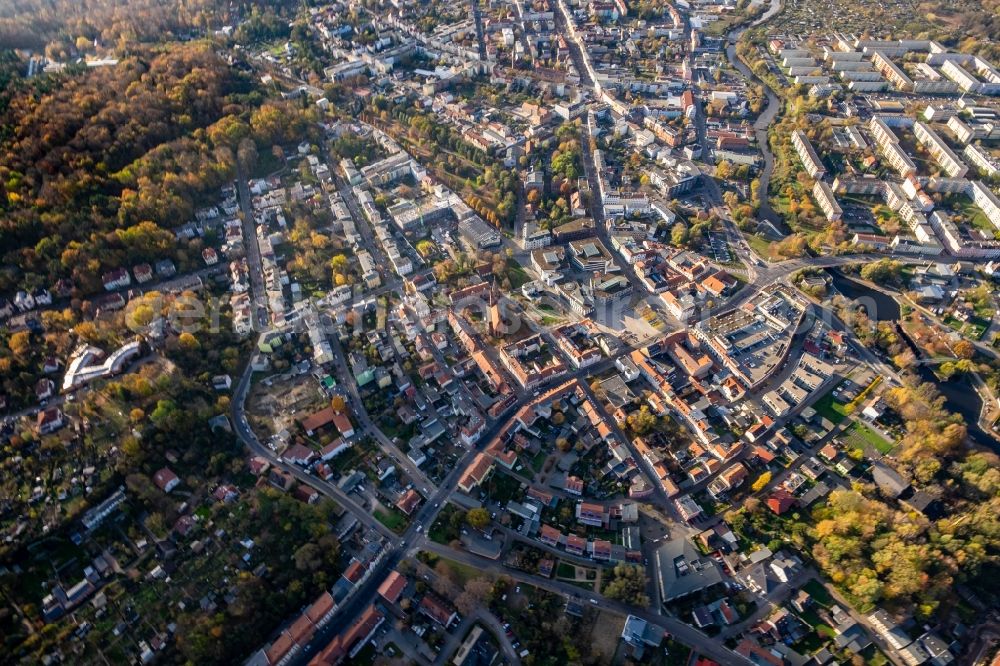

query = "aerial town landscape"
0;0;999;664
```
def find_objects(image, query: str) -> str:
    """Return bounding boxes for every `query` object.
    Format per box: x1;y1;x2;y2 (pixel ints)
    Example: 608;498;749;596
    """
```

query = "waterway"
827;270;900;321
725;18;790;236
828;270;995;449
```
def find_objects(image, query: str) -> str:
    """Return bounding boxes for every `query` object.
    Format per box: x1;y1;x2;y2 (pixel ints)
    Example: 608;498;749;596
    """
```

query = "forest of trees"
0;0;299;51
0;42;320;298
729;378;999;619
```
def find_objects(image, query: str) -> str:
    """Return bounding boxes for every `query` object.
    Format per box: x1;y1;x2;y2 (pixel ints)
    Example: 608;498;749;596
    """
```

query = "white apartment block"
840;70;885;82
929;210;1000;259
848;80;889;92
881;141;918;177
868;117;898;147
791;130;826;179
947;116;977;144
913;122;968;177
923;105;957;122
963;144;1000;178
813;181;843;222
970;181;1000;230
941;59;982;93
871;51;912;91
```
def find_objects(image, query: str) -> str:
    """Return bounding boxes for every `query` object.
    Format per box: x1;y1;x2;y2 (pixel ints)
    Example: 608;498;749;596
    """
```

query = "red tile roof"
300;406;336;432
767;489;796;515
396;489;422;515
377;571;407;604
309;605;383;666
419;595;456;626
343;560;365;584
306;592;335;624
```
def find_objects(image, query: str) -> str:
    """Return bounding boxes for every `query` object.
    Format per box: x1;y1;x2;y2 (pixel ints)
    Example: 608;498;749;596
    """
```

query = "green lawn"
803;579;834;606
529;450;548;474
483;471;523;504
374;508;408;533
556;562;576;578
747;234;772;258
428;504;462;544
435;556;482;586
663;638;693;666
507;261;531;289
812;391;848;424
944;315;989;341
843;421;894;454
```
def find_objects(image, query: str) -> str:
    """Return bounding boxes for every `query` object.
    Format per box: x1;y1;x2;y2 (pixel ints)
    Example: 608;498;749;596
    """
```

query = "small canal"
827;269;996;450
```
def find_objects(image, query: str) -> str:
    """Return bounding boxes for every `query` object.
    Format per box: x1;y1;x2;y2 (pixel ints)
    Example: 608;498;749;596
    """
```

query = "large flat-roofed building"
870;50;912;91
568;238;616;273
881;142;918;177
791;130;826;179
459;216;502;249
913;122;968;177
941;59;982;93
970;181;1000;230
964;144;1000;178
813;181;843;221
654;536;723;603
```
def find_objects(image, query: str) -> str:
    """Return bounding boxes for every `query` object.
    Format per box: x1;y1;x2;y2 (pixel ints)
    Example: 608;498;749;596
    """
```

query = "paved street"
223;33;953;666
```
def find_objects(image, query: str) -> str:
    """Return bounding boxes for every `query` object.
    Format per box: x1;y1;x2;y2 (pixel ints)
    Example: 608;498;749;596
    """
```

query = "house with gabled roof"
153;467;179;493
419;595;458;627
767;489;796;515
396;489;422;515
377;571;407;604
36;407;65;435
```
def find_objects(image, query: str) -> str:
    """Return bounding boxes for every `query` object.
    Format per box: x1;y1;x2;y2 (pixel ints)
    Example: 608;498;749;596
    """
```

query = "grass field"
944;315;989;341
843;421;894;454
436;556;481;585
748;233;773;258
812;391;848;424
374;508;408;532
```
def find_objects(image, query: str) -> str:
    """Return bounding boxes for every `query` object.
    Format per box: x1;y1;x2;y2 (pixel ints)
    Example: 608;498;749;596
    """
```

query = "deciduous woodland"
0;43;316;298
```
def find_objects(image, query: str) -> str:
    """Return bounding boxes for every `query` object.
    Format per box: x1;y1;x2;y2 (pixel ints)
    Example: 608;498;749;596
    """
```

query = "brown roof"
288;614;315;645
153;467;178;491
419;595;456;626
539;524;563;544
332;413;353;434
306;592;335;624
265;631;296;665
377;571;407;604
300;406;336;432
309;605;384;666
458;453;493;491
767;489;796;515
396;489;422;515
343;560;365;583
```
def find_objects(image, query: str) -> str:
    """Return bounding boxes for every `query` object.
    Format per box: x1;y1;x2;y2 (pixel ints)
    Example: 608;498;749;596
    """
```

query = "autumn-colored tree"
466;507;490;530
952;339;975;360
751;471;772;492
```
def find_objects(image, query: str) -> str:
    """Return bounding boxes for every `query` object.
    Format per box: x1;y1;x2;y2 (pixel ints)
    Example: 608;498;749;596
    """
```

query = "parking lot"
708;232;732;263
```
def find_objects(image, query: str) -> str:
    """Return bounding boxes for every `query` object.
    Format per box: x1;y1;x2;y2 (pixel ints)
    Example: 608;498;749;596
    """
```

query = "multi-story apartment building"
812;181;843;222
963;144;1000;178
913;122;968;177
791;130;826;179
